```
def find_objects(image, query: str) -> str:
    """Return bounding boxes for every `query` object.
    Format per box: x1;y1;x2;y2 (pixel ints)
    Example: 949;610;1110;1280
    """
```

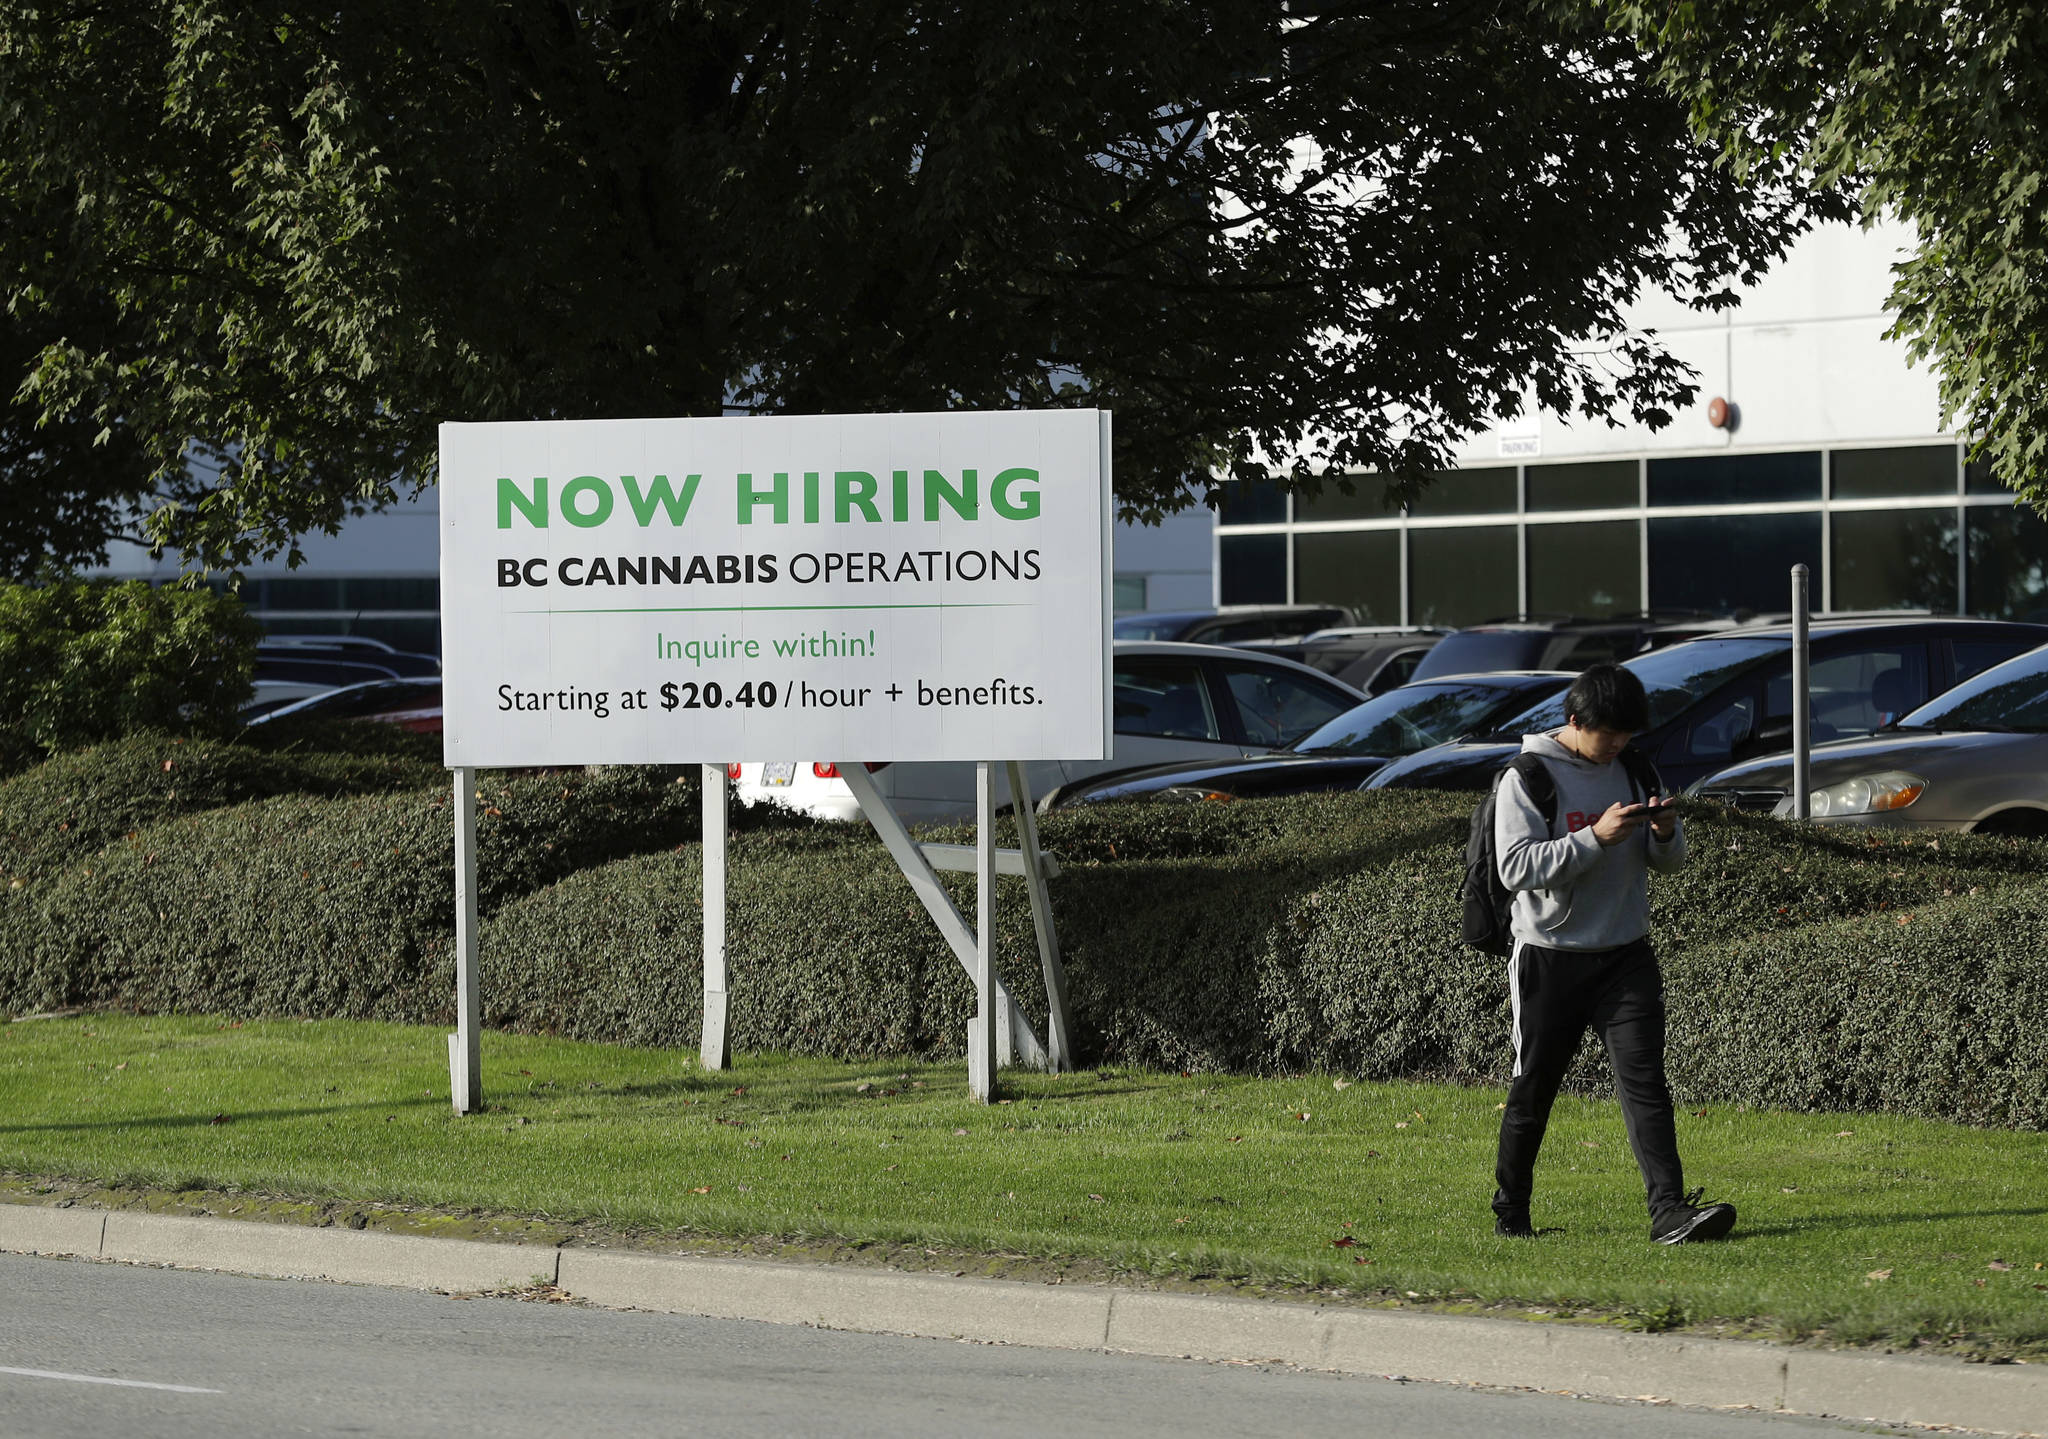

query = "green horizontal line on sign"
509;602;1030;615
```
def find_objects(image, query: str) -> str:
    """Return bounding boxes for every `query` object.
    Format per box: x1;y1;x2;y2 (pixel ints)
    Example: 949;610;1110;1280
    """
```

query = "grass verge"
3;1012;2045;1359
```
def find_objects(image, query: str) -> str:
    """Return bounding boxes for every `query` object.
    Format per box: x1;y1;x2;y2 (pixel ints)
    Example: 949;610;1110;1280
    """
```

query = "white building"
1214;218;2044;625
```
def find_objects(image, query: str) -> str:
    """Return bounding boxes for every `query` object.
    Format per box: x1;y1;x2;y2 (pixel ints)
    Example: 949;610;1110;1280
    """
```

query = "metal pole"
448;766;482;1114
1005;762;1074;1074
699;763;730;1070
1792;565;1811;820
969;762;998;1101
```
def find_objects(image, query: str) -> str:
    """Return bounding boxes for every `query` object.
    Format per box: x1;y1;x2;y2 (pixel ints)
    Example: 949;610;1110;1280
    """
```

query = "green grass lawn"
4;1013;2045;1357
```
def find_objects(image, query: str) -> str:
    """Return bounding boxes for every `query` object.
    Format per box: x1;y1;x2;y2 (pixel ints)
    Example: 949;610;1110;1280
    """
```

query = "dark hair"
1565;663;1650;733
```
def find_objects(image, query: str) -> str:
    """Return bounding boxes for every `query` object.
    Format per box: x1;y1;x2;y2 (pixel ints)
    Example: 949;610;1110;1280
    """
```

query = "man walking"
1490;663;1735;1244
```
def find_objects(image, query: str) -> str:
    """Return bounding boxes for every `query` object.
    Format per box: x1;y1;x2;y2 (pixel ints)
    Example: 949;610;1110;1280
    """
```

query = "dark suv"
1365;617;2048;794
1406;614;1720;683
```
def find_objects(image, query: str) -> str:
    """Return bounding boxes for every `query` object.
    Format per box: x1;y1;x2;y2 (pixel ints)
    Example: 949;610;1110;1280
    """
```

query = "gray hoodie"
1493;730;1687;951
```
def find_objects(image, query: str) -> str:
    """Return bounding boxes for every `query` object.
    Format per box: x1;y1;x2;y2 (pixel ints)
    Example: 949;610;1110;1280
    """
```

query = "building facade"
1215;219;2048;626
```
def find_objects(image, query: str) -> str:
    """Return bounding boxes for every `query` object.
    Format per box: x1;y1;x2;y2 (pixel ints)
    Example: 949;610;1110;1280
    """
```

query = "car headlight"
1801;770;1926;817
1158;786;1236;804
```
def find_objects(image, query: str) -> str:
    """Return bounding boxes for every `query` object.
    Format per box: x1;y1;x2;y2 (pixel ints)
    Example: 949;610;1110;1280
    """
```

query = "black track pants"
1492;937;1685;1221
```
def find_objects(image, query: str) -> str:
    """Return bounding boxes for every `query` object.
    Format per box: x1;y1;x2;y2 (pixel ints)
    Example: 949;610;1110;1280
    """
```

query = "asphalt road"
0;1253;1918;1439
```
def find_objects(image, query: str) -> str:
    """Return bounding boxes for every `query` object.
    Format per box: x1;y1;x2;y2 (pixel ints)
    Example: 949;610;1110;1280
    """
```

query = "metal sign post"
448;766;482;1114
700;763;731;1070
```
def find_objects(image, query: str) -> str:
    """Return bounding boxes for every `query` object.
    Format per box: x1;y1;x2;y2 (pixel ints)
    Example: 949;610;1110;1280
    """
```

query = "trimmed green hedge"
0;730;442;885
0;580;259;773
2;746;2044;1128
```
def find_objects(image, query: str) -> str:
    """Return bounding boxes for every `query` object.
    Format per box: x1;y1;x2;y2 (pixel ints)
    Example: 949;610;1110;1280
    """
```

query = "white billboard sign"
439;411;1111;768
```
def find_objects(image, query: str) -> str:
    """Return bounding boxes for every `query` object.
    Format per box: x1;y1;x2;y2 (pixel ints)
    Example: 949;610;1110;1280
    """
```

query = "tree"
0;1;1839;571
1593;0;2048;505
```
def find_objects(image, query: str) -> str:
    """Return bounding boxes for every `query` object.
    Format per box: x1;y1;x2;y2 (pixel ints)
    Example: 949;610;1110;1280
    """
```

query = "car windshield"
1113;615;1198;640
1492;637;1783;736
1293;681;1538;757
1898;645;2048;732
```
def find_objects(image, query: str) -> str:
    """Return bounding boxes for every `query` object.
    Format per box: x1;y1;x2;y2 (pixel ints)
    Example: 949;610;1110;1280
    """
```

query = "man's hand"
1591;801;1646;846
1644;794;1678;841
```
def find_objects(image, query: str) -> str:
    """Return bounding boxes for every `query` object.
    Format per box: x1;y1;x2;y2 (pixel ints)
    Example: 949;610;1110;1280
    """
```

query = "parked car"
257;634;443;677
1042;670;1574;807
1689;641;2048;834
1110;605;1356;645
1227;627;1449;695
729;640;1370;824
1364;617;2048;795
245;637;443;716
1405;614;1720;683
246;677;444;733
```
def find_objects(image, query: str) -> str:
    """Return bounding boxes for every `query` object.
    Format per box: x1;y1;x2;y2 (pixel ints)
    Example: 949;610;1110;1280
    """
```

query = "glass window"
1216;478;1287;526
1111;660;1220;741
1219;663;1355;749
1112;575;1147;613
340;577;440;610
1966;457;2009;496
1953;638;2040;686
1830;508;1958;612
1967;506;2048;621
1905;648;2048;732
1409;526;1517;626
1219;534;1287;605
1293;530;1400;624
1292;680;1556;757
1527;521;1641;618
1526;460;1639;512
1295;476;1402;522
1504;637;1783;735
1830;445;1958;499
1648;451;1821;507
1407;466;1518;518
1409;629;1549;680
1765;645;1930;738
1678;690;1758;763
1648;512;1821;615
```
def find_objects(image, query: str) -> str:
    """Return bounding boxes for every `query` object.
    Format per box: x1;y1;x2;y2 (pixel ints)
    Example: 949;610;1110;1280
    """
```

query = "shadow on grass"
1732;1206;2048;1239
0;1094;444;1136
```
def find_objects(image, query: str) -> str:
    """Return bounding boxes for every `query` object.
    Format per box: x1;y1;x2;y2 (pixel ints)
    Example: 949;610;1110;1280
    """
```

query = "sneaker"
1652;1188;1737;1244
1494;1211;1536;1239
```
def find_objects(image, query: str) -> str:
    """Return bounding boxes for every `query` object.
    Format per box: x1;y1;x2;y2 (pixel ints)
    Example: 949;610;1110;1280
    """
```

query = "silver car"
1688;643;2048;836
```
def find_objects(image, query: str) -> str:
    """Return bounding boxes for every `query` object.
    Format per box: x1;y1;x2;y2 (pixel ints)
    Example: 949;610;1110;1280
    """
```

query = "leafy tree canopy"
1595;0;2048;504
0;1;1838;572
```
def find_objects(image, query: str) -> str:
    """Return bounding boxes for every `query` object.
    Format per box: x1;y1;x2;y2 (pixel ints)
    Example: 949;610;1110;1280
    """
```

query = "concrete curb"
3;1201;2041;1436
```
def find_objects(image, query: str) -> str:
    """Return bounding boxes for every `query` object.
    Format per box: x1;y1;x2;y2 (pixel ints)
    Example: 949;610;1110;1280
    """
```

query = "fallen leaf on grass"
1174;1216;1190;1225
1866;1269;1892;1281
952;1127;968;1136
1974;1278;1987;1288
1988;1260;2013;1271
1331;1236;1356;1248
208;1113;230;1125
1227;1135;1244;1144
1833;1130;1853;1138
1087;1194;1106;1203
1579;1141;1600;1149
1332;1079;1350;1091
690;1186;711;1194
1394;1122;1409;1129
1354;1258;1374;1266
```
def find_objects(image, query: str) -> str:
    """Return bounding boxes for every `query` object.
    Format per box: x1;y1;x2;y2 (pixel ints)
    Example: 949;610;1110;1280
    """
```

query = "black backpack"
1459;749;1660;956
